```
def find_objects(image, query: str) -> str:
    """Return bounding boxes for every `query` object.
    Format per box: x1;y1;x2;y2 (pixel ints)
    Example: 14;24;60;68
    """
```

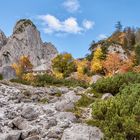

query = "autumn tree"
103;53;122;76
103;53;134;75
75;59;91;82
12;55;33;78
91;48;104;73
52;53;76;78
119;59;134;73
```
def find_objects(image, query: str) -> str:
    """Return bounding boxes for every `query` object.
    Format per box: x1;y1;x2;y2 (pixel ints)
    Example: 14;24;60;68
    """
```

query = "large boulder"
0;66;16;79
90;75;102;84
21;106;38;121
61;124;103;140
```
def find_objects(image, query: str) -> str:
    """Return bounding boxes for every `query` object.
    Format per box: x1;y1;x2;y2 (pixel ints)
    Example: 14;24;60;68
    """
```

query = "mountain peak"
13;19;36;34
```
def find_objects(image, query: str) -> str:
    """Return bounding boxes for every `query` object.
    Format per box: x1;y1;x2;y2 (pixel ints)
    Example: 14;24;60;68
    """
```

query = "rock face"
107;44;128;60
0;30;7;49
0;19;58;76
0;82;103;140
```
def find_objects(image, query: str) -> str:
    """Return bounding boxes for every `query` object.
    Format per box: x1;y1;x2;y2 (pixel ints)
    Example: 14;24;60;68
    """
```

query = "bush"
92;84;140;140
92;72;140;95
10;78;30;85
34;74;88;88
11;74;88;88
0;74;3;80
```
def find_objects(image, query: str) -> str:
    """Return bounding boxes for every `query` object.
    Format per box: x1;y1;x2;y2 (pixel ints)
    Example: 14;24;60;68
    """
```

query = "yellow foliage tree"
12;55;33;78
12;63;23;77
91;48;103;73
75;59;91;82
76;59;89;75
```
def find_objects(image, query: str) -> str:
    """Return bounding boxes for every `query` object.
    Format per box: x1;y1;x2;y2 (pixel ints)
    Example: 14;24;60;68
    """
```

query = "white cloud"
97;34;107;40
38;14;94;35
82;20;95;30
63;0;80;13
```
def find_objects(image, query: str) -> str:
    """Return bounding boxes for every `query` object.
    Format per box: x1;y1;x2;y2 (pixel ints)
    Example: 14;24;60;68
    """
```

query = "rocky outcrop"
0;82;103;140
0;30;7;49
0;19;58;77
107;44;128;60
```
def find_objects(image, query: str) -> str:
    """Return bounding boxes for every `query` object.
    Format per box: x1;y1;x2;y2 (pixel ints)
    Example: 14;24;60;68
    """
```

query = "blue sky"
0;0;140;58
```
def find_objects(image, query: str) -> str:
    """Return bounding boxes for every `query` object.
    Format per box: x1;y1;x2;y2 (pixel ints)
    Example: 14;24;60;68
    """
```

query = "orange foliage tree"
103;53;122;76
103;53;134;76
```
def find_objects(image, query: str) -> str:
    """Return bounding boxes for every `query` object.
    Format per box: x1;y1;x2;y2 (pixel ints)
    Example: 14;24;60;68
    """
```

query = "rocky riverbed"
0;81;103;140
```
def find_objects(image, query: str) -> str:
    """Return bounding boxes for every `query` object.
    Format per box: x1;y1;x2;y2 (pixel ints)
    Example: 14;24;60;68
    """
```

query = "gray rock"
9;116;29;130
61;124;103;140
21;127;40;139
74;86;85;93
55;100;74;111
55;112;77;124
101;93;113;100
45;118;57;129
90;75;102;84
47;87;61;95
21;106;38;121
55;91;81;111
0;66;16;80
63;91;81;103
47;126;63;139
58;87;69;94
1;131;21;140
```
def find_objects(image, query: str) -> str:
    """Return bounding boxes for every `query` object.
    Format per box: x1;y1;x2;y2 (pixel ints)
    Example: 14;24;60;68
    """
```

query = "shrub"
34;74;88;88
75;94;94;107
11;74;88;88
92;84;140;140
92;72;140;95
10;78;30;85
